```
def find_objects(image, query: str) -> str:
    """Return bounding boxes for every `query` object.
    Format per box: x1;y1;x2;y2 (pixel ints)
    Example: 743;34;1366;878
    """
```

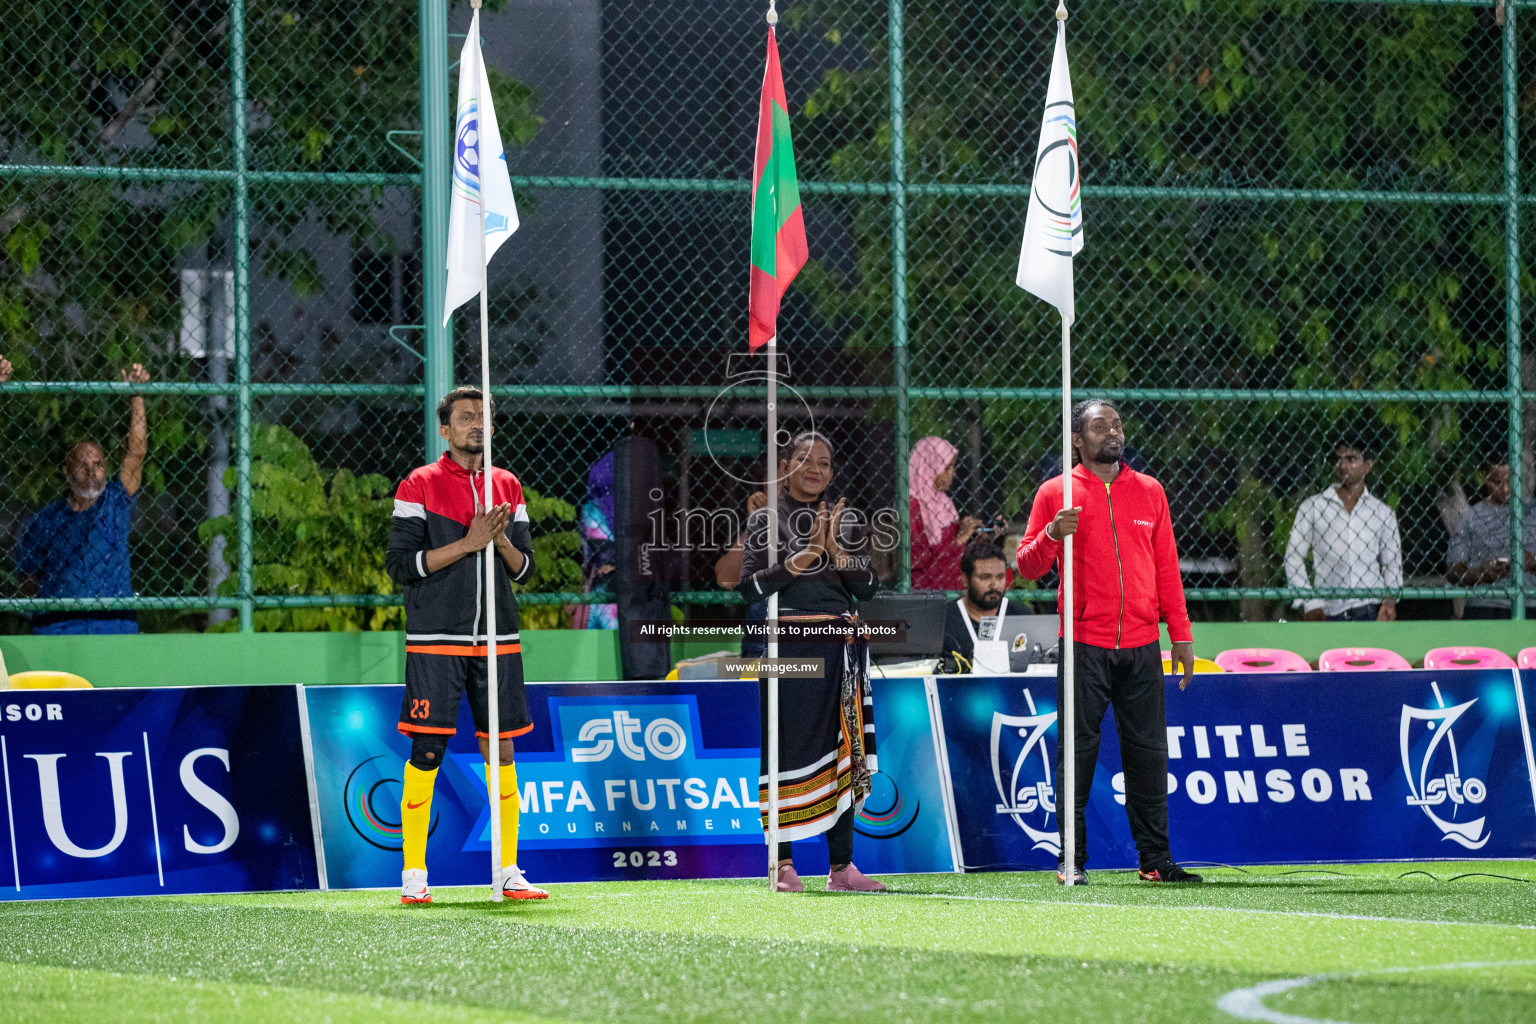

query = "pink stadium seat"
1213;648;1311;673
1422;646;1516;670
1317;647;1412;672
1520;648;1536;670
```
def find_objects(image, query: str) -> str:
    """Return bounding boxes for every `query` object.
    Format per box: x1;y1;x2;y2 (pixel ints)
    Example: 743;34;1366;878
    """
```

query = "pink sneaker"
827;863;887;892
775;862;804;893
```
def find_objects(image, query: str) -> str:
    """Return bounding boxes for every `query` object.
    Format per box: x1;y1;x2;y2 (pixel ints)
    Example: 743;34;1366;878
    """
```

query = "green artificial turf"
2;862;1534;1023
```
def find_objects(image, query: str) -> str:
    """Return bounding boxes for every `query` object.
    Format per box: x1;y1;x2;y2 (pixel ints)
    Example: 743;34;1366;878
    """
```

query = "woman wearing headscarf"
739;431;885;893
909;436;983;591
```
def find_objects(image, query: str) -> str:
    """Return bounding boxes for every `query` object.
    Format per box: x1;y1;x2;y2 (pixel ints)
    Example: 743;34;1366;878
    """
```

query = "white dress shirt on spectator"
1284;485;1403;618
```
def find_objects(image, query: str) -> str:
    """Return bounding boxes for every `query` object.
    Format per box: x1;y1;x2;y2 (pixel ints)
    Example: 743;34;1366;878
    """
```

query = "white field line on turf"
1217;959;1536;1024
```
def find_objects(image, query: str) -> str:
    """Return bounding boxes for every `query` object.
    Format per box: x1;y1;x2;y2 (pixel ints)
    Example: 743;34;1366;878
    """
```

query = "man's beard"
72;483;105;504
1090;440;1123;465
459;437;485;454
968;587;1004;611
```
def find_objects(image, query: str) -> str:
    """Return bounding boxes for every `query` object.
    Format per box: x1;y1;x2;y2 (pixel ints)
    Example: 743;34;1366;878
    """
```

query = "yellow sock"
489;761;519;869
401;763;437;872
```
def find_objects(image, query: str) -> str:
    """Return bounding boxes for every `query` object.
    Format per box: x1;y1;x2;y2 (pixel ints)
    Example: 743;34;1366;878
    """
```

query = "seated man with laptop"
940;541;1055;674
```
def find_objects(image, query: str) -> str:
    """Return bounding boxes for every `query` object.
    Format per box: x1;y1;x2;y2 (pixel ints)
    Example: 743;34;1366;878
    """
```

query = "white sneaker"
500;864;549;900
401;868;432;904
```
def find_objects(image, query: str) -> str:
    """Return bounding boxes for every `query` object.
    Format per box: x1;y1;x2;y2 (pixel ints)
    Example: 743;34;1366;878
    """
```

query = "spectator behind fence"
1446;458;1536;619
713;488;769;658
0;355;11;382
1283;437;1402;622
570;452;618;630
909;436;1001;591
15;364;151;634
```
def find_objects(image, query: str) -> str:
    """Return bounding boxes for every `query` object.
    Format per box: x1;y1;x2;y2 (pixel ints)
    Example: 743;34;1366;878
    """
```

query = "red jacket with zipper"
1015;462;1193;649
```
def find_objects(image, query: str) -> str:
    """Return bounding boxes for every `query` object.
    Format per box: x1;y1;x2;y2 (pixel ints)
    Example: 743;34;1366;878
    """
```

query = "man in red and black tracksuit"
1016;399;1202;885
384;385;546;903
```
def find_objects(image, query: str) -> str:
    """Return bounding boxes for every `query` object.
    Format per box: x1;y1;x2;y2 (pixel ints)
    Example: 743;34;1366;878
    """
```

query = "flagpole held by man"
749;0;809;889
1014;2;1202;887
1015;0;1084;888
406;0;529;904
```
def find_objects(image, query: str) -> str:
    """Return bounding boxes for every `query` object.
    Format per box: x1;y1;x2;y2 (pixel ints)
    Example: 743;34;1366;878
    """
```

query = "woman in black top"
739;432;885;893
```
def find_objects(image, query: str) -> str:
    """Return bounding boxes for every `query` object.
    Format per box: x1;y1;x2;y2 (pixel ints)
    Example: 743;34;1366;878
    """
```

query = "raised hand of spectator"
0;355;11;383
119;362;151;495
956;515;982;544
747;490;767;516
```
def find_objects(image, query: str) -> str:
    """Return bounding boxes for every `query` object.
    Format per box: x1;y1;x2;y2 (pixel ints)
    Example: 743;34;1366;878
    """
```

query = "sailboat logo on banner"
1400;682;1490;850
990;689;1059;855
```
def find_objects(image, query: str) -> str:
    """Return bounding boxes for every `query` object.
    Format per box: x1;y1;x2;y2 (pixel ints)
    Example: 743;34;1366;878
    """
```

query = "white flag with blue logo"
443;9;520;326
1015;18;1082;326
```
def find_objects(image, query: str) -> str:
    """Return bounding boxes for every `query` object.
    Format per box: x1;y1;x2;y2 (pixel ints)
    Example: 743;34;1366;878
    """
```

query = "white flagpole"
763;0;782;894
1054;0;1077;890
1060;313;1075;887
766;336;780;888
468;0;503;903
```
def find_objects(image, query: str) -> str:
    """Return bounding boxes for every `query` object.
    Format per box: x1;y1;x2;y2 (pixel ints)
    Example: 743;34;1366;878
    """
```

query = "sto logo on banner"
1401;681;1490;849
460;697;761;847
990;691;1058;857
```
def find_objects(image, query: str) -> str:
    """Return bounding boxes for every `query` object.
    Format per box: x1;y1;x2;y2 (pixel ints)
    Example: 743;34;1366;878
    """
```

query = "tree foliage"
199;423;580;632
0;0;540;621
789;0;1526;607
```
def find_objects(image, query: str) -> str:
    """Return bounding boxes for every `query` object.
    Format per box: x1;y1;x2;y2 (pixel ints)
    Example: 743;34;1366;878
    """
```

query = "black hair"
1334;436;1372;461
436;386;490;426
1070;398;1118;436
780;430;834;464
960;540;1008;578
1069;398;1119;466
1484;454;1511;472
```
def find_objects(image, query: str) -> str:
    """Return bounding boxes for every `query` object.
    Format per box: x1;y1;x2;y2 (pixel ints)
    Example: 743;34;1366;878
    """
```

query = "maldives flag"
748;27;807;352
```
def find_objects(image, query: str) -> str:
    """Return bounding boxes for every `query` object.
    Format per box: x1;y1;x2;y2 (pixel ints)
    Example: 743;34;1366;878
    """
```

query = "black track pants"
1056;640;1172;870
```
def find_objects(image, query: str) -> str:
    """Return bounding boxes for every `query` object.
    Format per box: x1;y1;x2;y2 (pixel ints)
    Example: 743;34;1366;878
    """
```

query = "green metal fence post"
420;0;452;461
1504;1;1525;619
890;0;911;590
231;0;253;632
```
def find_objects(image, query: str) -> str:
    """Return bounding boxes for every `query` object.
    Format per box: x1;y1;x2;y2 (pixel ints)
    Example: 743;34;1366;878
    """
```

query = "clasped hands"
465;499;515;553
786;498;849;576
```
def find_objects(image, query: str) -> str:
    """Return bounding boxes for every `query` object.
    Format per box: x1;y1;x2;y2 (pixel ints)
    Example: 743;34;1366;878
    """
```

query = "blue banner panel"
0;686;318;901
306;678;954;888
935;669;1536;870
306;681;764;887
848;677;954;875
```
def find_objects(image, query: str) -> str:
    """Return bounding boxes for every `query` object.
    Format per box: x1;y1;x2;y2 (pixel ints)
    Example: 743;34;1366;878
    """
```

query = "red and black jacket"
386;453;535;654
1015;462;1192;650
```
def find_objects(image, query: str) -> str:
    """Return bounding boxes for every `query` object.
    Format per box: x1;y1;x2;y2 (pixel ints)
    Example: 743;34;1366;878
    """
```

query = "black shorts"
398;650;534;740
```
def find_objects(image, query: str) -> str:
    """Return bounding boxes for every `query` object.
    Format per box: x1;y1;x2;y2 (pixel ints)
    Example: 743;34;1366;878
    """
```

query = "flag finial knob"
1056;1;1068;20
767;0;779;26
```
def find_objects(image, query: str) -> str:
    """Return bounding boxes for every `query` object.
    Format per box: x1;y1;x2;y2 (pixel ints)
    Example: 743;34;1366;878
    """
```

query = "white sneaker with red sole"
500;865;549;900
401;868;432;904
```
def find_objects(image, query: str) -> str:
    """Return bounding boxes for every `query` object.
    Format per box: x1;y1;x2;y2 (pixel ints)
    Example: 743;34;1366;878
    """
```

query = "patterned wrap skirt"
757;627;876;842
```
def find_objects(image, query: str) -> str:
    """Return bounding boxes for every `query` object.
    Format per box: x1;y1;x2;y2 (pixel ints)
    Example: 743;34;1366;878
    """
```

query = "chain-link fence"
1;0;1532;633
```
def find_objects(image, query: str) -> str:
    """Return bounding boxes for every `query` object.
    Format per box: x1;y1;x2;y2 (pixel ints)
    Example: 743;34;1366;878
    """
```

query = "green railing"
1;0;1531;627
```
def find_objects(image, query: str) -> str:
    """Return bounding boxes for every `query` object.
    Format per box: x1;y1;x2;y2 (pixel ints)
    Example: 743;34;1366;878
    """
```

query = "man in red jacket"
1016;399;1202;885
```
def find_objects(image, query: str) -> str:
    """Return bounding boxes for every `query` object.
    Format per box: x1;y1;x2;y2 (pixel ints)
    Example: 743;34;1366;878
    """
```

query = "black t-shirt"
941;599;976;673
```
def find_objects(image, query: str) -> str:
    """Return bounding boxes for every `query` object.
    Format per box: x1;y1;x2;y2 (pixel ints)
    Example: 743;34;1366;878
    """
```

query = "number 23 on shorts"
409;698;431;719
